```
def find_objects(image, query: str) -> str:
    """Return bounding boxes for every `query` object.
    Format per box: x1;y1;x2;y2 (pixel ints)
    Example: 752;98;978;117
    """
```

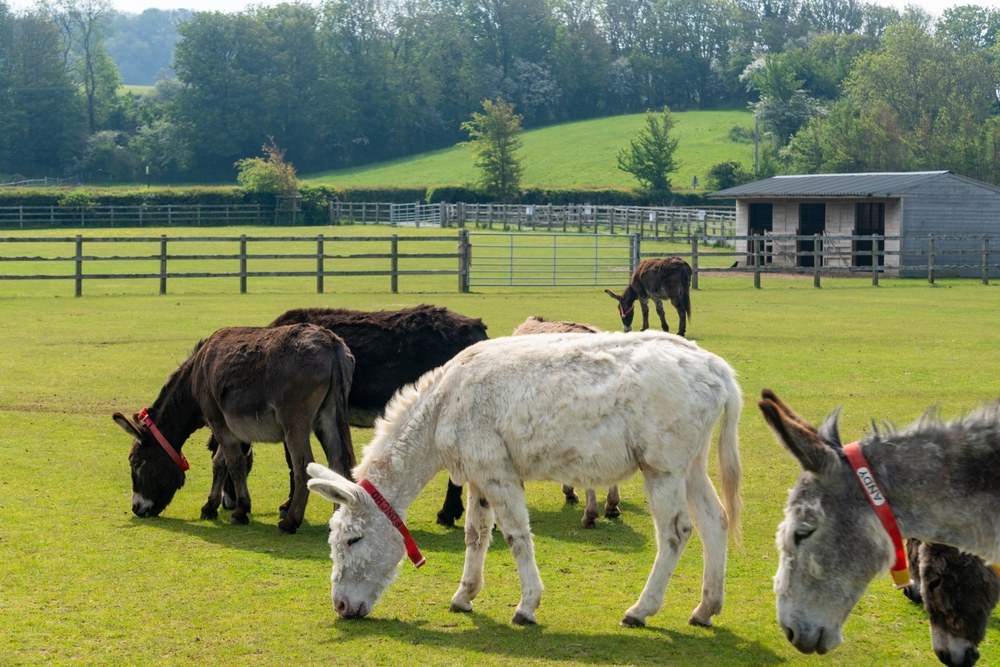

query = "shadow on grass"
321;613;784;666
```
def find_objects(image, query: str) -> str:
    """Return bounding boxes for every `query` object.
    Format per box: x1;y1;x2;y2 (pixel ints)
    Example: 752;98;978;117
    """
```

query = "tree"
461;97;524;202
53;0;119;133
234;137;299;195
617;106;679;195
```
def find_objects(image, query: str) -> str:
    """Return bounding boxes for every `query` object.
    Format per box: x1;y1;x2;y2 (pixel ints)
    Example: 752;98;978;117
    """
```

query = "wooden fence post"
239;235;248;294
813;234;821;288
872;234;880;286
159;235;168;295
317;235;325;293
74;235;83;297
753;236;762;289
459;229;470;293
983;236;990;286
928;235;936;285
690;236;699;290
390;235;399;293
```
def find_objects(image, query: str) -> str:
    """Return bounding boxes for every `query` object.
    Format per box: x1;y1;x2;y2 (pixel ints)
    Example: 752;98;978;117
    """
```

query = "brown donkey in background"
605;256;692;336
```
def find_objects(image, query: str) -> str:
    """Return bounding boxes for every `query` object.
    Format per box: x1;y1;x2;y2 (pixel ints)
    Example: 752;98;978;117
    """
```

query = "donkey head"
113;412;186;517
758;390;895;656
307;462;404;619
604;288;636;332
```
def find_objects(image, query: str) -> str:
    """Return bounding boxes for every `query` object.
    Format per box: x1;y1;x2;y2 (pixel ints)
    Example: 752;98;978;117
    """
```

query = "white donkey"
307;330;743;628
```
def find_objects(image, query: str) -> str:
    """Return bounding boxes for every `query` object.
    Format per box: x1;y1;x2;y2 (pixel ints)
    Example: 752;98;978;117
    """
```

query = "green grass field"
2;227;998;666
305;110;754;194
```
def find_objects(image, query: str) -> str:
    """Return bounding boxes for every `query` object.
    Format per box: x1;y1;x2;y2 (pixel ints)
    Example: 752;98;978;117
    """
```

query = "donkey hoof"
688;614;713;628
277;518;299;534
200;506;218;521
621;614;646;628
605;506;621;519
436;512;456;528
448;601;473;613
511;611;536;626
581;514;598;529
229;511;250;525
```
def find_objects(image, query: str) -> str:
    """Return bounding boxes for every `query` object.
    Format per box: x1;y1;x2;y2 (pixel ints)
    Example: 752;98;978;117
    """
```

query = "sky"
8;0;1000;18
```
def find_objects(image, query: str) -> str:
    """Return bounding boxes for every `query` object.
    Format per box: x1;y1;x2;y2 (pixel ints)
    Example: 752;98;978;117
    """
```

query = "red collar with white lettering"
358;478;426;568
843;441;910;588
137;407;190;472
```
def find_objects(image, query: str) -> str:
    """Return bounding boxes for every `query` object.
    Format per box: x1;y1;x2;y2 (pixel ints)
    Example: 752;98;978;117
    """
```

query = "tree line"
2;0;1000;187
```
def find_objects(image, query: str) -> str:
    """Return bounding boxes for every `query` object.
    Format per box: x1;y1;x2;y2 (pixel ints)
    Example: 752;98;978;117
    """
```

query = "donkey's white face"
306;463;403;619
773;473;891;654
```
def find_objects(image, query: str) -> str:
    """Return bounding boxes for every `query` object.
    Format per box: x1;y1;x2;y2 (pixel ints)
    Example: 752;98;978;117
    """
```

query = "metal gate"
467;232;636;287
390;202;443;226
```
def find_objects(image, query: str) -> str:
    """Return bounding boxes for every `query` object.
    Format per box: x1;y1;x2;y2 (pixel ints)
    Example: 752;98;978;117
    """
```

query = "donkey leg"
605;485;622;519
562;484;579;504
654;298;669;332
279;442;294;519
673;300;687;338
201;437;227;520
639;297;652;331
437;479;465;527
214;436;252;525
223;442;253;510
582;489;599;528
622;470;689;627
450;483;495;613
484;480;543;625
278;428;314;534
684;453;729;627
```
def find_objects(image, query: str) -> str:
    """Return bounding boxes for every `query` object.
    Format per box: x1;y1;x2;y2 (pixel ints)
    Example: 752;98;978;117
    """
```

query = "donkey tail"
717;374;743;546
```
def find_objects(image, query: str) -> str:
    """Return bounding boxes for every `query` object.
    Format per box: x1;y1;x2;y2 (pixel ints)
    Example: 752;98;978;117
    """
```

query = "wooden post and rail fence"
0;231;996;296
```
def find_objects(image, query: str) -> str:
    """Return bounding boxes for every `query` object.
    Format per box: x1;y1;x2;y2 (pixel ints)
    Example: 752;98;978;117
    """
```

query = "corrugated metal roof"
710;171;955;198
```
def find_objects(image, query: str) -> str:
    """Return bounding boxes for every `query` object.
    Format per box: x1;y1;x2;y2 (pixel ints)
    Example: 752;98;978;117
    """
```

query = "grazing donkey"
212;304;488;526
114;324;354;534
758;389;1000;657
511;315;620;528
307;330;742;628
903;539;1000;667
604;257;692;336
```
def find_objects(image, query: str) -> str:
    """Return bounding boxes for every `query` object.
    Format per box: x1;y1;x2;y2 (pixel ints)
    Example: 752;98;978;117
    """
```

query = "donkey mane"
864;401;1000;447
357;364;450;478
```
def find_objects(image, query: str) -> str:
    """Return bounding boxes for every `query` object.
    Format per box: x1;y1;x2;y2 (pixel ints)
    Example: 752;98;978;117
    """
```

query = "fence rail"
1;231;996;296
0;204;272;229
0;232;471;296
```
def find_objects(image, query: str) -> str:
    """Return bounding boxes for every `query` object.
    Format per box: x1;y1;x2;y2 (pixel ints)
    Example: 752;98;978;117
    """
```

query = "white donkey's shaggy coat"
307;330;743;627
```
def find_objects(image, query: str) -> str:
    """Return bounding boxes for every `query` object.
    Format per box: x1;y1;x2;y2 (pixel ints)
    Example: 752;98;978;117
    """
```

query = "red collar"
843;442;910;588
137;408;190;472
358;478;426;568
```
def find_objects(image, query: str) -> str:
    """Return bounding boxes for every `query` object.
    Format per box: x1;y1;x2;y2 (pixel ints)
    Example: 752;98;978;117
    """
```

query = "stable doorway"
797;203;826;267
853;202;885;268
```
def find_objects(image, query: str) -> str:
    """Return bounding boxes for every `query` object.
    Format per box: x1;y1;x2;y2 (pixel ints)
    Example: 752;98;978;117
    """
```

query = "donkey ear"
306;462;362;505
758;391;839;474
604;288;622;301
112;412;142;440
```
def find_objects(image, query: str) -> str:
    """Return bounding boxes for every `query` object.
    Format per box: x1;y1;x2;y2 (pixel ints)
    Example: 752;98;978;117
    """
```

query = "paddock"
3;262;999;665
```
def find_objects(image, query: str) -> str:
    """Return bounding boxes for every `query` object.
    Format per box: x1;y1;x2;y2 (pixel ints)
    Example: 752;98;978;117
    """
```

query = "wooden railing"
0;232;472;296
2;231;995;296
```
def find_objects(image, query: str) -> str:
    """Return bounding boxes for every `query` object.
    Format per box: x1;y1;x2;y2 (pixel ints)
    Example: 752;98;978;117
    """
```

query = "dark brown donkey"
604;257;692;336
113;323;355;534
213;304;488;527
511;315;621;528
902;539;1000;667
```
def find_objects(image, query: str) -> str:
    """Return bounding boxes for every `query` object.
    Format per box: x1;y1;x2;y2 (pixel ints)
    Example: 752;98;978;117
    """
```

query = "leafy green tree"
53;0;120;133
0;8;85;176
617;106;679;195
234;138;299;195
461;97;524;202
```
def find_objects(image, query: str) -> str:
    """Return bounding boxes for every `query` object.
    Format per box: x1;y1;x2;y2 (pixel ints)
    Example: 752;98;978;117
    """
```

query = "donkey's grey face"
325;503;404;619
774;471;891;654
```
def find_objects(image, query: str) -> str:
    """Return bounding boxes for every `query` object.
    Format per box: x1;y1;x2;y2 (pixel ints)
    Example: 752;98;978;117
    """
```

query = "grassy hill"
305;109;755;194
